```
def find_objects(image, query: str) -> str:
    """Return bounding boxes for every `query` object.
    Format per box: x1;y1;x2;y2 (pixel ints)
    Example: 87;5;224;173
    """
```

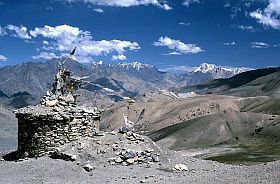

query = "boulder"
83;164;94;172
173;164;188;172
45;99;58;107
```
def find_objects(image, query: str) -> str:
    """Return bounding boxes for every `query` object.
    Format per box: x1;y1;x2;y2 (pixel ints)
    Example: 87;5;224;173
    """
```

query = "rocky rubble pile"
107;128;160;166
51;128;162;171
108;147;160;166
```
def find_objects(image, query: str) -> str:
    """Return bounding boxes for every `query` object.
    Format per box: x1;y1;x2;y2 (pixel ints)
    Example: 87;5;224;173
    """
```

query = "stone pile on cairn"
14;48;102;158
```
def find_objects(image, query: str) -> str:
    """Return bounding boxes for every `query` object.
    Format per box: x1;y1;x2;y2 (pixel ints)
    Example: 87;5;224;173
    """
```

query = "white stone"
71;154;77;161
126;158;135;164
115;157;123;163
173;164;188;171
45;99;58;107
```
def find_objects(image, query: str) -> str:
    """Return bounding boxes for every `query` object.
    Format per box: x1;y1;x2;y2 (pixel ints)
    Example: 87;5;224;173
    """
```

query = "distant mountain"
0;91;8;98
177;63;253;86
0;59;177;108
0;60;258;108
192;63;252;79
177;67;280;97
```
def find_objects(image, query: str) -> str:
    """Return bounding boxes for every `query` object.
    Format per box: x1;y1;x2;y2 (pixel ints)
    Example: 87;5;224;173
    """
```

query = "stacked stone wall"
15;106;101;157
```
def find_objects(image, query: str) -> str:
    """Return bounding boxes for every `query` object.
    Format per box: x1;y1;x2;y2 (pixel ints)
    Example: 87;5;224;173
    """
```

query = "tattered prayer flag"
70;47;76;56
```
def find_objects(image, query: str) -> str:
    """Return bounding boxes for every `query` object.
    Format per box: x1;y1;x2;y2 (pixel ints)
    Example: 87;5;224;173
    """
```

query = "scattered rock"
126;158;135;164
45;99;58;107
122;150;136;160
172;164;189;172
50;151;77;161
83;164;94;172
115;157;123;163
152;155;159;162
118;127;130;134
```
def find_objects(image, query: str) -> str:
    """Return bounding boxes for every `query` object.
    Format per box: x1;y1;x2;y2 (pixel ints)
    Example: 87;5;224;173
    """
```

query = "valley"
0;60;279;183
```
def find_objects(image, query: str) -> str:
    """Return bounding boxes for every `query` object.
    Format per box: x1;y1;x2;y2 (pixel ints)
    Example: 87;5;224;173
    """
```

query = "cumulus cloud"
153;36;203;55
111;54;127;61
183;0;200;7
32;52;59;60
6;25;31;39
251;41;270;48
0;54;7;61
62;0;172;10
250;0;280;29
223;41;236;46
30;25;140;62
93;8;104;13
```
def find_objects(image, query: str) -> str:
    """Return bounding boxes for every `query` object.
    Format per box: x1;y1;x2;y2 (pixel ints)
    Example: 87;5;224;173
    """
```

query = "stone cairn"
13;49;102;158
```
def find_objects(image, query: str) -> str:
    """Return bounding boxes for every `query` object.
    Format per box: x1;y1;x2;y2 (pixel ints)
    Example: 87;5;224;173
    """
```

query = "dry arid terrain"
1;94;280;183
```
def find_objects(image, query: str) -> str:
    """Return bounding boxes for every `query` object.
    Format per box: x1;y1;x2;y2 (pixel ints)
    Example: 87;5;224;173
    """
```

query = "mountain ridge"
0;59;259;108
178;66;280;97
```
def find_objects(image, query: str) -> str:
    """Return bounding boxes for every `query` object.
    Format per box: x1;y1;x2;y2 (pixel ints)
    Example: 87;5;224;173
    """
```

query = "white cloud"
164;51;182;55
111;54;127;61
161;4;172;10
30;24;81;39
223;41;236;46
153;36;203;55
6;25;31;39
179;22;190;26
250;0;280;29
62;0;172;10
251;41;270;48
238;25;255;31
43;40;49;45
224;2;231;7
94;8;104;13
0;54;7;61
30;25;140;62
183;0;200;7
32;52;59;60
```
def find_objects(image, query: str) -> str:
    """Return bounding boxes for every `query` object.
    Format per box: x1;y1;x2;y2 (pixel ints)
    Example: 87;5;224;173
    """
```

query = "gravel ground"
1;133;280;184
0;154;280;184
1;104;280;184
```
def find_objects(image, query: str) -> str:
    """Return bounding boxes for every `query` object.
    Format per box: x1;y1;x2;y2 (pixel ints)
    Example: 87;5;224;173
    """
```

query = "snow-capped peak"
118;62;153;70
193;63;220;73
192;63;253;79
92;61;104;65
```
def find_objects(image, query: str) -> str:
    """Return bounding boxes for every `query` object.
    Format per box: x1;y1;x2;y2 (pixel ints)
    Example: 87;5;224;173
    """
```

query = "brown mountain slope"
178;67;280;97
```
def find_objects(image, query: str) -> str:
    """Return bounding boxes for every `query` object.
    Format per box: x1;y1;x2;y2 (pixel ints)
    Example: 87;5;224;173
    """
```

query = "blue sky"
0;0;279;71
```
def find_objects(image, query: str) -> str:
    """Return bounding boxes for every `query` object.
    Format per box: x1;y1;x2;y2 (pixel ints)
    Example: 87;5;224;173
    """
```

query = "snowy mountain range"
92;61;155;71
192;63;253;79
0;60;254;108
